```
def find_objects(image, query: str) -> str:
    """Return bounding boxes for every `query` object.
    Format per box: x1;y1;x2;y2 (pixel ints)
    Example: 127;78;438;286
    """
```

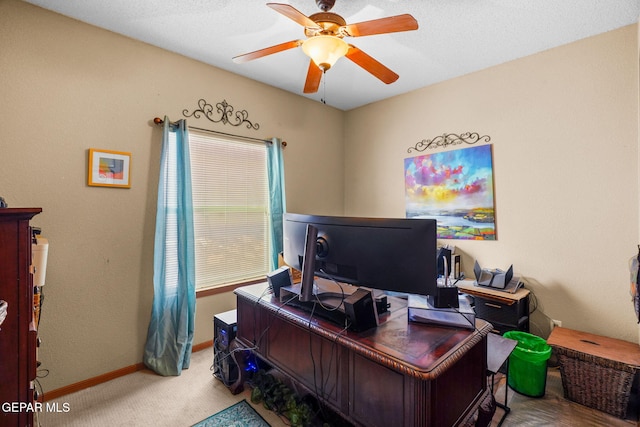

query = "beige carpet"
494;367;638;427
39;348;638;427
38;349;287;427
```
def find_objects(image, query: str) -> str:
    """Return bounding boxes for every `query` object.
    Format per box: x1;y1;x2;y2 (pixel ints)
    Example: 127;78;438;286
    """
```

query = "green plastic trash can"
503;331;551;397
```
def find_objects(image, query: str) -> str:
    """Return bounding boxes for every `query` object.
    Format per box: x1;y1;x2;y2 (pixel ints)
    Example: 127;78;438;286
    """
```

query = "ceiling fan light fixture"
302;35;348;71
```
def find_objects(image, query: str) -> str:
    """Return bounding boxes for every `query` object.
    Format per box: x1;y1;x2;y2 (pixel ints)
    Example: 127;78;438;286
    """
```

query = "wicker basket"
554;346;637;419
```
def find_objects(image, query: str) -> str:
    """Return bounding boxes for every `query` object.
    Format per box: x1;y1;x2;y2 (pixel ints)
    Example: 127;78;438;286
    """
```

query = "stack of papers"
407;294;476;329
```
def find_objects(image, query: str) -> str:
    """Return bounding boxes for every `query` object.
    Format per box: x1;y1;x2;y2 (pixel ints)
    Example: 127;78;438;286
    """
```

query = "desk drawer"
474;297;521;326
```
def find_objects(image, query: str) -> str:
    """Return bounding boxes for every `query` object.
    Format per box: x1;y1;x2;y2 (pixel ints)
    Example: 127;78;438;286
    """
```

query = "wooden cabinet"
457;281;530;335
0;208;42;427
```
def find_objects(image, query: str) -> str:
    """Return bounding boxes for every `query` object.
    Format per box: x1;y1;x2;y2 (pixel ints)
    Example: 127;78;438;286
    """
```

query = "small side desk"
231;282;493;427
457;281;530;334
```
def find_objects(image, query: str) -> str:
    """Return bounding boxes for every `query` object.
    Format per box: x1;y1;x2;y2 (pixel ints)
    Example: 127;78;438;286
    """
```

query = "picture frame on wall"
87;148;131;188
404;144;496;240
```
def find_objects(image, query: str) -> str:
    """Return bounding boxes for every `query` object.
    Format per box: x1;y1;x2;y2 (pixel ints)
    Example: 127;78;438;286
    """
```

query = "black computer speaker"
433;286;459;308
344;288;379;332
267;266;293;298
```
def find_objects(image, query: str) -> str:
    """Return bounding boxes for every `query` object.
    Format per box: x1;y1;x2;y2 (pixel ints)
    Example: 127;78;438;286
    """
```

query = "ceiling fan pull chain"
321;70;327;104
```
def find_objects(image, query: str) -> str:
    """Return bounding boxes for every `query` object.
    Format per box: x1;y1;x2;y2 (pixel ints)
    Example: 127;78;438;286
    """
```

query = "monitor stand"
279;278;379;332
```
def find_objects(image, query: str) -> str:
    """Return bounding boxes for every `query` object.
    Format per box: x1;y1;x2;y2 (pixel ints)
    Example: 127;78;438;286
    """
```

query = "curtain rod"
152;117;286;147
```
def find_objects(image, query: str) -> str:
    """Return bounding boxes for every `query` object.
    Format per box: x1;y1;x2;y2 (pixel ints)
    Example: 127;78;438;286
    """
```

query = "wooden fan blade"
303;60;323;93
341;14;418;37
267;3;320;29
345;45;399;84
233;40;302;63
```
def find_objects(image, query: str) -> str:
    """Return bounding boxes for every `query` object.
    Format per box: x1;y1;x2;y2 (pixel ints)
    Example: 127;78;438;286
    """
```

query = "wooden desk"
231;283;492;427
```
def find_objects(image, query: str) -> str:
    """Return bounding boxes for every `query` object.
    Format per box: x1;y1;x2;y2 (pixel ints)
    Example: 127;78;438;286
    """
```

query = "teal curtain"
144;117;196;376
267;137;286;270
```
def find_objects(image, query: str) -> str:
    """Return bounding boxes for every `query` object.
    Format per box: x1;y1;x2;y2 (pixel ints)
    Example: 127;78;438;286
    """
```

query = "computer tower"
213;309;238;387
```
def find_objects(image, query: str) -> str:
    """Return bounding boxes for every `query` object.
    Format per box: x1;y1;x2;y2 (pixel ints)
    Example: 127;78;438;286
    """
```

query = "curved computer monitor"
282;213;438;298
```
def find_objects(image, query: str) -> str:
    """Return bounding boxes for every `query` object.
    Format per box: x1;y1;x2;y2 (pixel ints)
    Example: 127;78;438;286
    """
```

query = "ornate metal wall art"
183;98;260;130
407;132;491;153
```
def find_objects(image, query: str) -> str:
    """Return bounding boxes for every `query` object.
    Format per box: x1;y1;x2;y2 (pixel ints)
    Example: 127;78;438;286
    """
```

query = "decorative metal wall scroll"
183;98;260;130
407;132;490;153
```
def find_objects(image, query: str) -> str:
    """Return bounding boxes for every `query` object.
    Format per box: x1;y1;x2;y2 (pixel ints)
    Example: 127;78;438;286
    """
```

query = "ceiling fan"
232;1;419;94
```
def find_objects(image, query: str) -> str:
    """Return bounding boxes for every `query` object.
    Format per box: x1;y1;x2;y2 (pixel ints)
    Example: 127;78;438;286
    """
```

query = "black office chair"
0;300;7;329
475;392;496;427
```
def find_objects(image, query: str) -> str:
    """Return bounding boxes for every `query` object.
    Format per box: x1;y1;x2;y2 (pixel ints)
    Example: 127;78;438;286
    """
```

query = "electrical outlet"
551;319;562;328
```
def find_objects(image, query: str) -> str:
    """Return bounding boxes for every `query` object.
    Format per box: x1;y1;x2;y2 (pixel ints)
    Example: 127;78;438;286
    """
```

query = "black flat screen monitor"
283;213;438;298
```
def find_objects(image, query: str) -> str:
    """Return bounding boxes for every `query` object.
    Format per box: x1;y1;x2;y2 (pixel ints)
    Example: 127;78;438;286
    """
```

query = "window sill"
196;278;266;298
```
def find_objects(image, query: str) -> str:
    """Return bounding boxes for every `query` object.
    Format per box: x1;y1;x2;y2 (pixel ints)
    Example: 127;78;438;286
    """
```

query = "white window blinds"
188;130;271;290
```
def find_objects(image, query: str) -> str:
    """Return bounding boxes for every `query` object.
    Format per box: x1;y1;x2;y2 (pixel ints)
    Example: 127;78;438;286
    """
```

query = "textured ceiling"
23;0;640;110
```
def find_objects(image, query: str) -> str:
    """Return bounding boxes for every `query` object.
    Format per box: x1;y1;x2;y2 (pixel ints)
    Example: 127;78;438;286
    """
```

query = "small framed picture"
88;149;131;188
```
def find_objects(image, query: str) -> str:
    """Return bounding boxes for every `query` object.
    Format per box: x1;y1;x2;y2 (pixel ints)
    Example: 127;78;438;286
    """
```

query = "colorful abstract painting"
404;144;496;240
99;157;125;180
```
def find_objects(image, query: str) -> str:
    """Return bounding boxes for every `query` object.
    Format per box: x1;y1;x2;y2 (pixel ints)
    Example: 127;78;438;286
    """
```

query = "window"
188;130;271;290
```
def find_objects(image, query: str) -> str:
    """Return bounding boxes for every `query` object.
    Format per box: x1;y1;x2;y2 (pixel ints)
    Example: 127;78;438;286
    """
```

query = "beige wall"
1;0;344;393
344;25;640;343
2;0;638;395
